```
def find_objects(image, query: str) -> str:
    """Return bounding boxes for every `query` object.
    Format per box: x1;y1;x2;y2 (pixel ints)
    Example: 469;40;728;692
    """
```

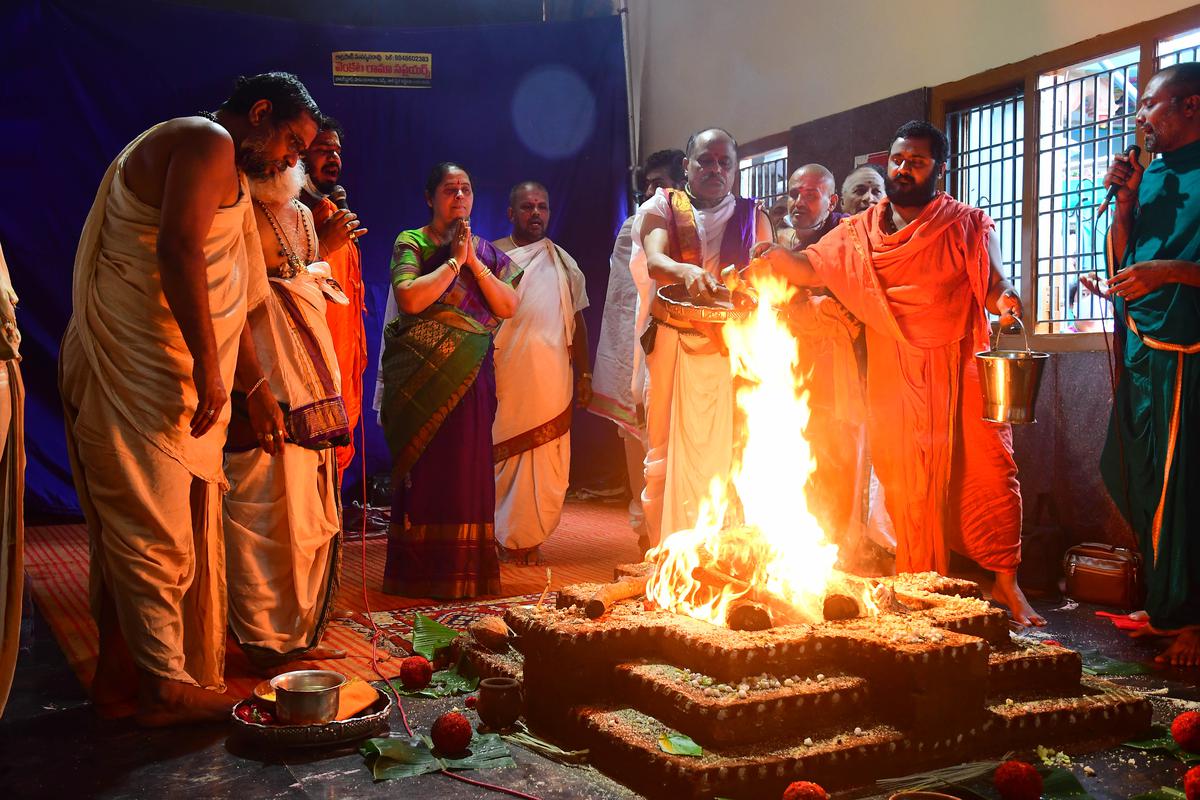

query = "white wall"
628;0;1199;156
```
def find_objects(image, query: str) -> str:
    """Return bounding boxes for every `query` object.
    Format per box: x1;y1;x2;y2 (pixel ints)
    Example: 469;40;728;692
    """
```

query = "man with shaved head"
491;181;590;564
630;127;773;545
778;164;869;569
841;165;886;215
1095;62;1200;665
779;164;846;250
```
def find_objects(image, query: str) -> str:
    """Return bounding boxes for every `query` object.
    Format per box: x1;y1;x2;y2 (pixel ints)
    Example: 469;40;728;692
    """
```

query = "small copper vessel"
476;677;522;730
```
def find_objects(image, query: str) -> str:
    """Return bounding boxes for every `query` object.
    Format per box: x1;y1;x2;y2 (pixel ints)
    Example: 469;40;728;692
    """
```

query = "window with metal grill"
1034;48;1139;334
946;90;1025;294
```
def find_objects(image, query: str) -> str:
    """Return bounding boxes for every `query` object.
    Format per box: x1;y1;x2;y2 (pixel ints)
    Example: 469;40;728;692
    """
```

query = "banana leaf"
411;613;460;660
1123;726;1200;765
1078;649;1152;676
391;665;479;699
1130;789;1186;800
361;733;515;781
1040;767;1095;799
658;732;703;757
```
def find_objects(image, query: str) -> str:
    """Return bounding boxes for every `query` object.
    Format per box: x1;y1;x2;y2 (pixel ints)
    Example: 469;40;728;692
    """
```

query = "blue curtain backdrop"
0;0;630;516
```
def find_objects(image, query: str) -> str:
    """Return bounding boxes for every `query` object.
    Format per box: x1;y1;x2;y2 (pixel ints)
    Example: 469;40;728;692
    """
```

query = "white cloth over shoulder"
492;238;587;551
629;189;736;404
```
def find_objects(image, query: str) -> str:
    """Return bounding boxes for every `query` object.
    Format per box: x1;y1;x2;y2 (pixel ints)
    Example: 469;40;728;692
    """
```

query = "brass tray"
230;687;391;748
656;283;756;324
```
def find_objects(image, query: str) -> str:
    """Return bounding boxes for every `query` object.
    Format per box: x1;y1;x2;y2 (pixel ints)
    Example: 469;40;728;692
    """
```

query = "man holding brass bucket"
752;121;1045;627
1091;62;1200;667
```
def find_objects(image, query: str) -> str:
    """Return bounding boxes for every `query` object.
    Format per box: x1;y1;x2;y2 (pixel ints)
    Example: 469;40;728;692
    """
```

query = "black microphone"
1096;145;1141;217
330;185;349;211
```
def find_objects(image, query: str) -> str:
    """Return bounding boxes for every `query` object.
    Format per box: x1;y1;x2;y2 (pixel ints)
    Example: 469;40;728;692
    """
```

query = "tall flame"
646;275;841;626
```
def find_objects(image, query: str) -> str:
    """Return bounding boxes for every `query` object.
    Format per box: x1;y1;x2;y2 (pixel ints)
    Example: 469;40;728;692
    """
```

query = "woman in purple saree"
379;163;521;598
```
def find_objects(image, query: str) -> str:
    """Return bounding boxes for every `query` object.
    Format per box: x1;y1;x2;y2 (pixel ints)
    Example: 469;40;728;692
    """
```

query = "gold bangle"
246;376;268;398
445;257;460;275
475;266;493;281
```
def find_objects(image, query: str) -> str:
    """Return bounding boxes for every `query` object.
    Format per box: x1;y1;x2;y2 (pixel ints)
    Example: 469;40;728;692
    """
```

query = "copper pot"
476;677;522;730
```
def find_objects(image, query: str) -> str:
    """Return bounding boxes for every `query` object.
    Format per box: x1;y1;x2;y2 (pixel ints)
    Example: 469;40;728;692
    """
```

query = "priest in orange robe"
301;118;367;478
754;121;1044;626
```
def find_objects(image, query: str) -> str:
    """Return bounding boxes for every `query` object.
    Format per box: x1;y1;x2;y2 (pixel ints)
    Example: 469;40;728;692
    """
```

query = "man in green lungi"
1097;62;1200;667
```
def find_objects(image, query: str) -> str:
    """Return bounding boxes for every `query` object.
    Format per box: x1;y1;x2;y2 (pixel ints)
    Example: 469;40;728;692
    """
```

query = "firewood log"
727;600;773;631
585;574;649;619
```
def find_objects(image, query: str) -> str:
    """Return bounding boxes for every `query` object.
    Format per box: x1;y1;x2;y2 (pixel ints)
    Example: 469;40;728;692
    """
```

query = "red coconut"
1184;764;1200;800
399;655;433;690
431;711;474;755
782;781;828;800
1172;711;1200;754
993;760;1043;800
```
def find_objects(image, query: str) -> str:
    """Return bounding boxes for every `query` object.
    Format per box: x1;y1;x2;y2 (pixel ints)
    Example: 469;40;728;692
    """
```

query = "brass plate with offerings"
654;282;757;325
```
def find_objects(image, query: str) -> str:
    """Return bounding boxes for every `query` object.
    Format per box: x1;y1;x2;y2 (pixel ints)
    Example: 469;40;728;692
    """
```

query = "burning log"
690;563;807;628
822;594;861;621
727;600;773;631
585;574;649;619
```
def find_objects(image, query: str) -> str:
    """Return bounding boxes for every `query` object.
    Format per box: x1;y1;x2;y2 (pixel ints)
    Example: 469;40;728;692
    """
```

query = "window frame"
931;6;1200;352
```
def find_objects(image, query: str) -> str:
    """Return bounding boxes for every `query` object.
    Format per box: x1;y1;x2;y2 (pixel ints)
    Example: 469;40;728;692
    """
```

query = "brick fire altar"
462;566;1151;800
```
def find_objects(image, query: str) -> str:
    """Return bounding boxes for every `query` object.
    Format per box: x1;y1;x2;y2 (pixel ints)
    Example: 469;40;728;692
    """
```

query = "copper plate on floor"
230;687;391;748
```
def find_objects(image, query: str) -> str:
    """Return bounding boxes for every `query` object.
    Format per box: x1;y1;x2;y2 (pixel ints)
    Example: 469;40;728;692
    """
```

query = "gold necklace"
257;199;312;278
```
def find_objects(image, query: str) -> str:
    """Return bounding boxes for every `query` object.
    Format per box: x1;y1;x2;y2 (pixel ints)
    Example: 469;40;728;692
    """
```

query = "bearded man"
630;128;773;546
60;73;320;724
1096;62;1200;666
223;158;351;667
755;121;1043;627
300;117;367;480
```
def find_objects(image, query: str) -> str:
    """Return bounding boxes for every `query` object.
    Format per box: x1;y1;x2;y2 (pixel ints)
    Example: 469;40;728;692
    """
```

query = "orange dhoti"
313;197;367;476
806;195;1021;575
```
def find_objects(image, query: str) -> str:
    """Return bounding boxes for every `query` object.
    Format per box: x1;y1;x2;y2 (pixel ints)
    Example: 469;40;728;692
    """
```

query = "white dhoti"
642;325;733;545
224;445;339;657
60;125;265;689
224;263;345;660
492;238;588;552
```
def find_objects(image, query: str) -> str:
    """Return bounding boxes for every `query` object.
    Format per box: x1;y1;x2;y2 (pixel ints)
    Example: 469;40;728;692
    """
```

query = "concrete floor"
2;589;1197;800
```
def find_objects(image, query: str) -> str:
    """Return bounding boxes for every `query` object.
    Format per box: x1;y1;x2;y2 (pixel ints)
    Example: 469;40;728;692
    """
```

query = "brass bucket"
975;318;1048;424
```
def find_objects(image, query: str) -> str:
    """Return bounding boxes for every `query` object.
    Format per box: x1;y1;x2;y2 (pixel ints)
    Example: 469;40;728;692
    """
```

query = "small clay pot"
476;677;522;730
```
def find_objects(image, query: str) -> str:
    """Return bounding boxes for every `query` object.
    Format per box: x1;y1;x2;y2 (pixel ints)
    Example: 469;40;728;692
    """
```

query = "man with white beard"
224;158;352;667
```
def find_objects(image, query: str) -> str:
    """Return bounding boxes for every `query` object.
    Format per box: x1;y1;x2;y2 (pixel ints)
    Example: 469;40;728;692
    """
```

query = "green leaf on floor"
394;665;480;699
1123;726;1200;765
361;737;441;779
1040;766;1095;799
1129;789;1187;800
441;733;517;770
411;613;460;660
1078;649;1153;676
361;733;515;780
657;732;703;757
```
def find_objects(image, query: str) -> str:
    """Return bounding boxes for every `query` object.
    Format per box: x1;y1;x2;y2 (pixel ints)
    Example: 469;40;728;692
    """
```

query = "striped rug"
23;499;638;698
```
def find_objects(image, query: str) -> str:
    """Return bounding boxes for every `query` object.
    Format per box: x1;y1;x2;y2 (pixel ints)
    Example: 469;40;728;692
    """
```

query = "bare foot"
304;645;348;660
992;571;1047;627
1156;627;1200;667
1129;610;1150;622
92;594;138;714
135;675;237;727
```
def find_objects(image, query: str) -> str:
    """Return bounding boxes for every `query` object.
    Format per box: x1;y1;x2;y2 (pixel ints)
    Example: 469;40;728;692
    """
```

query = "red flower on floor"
399;655;433;690
431;711;474;755
1173;711;1200;754
993;759;1042;800
782;780;828;800
1184;765;1200;800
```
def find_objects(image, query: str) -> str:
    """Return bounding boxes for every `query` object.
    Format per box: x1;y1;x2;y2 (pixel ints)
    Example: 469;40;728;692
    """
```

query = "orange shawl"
805;194;1020;574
